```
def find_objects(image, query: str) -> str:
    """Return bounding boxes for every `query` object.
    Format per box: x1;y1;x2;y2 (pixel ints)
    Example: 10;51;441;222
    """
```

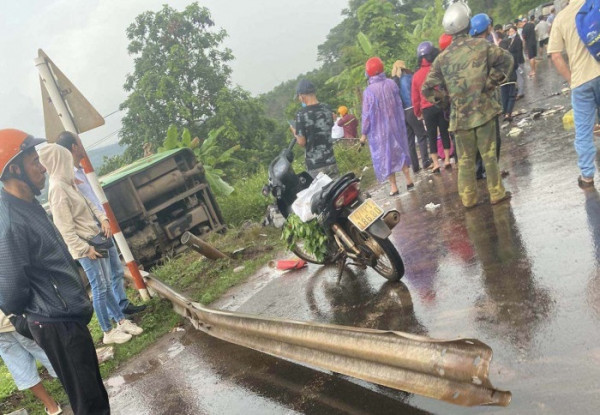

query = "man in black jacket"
0;129;110;415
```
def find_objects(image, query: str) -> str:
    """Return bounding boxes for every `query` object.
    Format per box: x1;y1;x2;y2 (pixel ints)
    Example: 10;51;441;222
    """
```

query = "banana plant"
159;125;240;196
325;31;377;120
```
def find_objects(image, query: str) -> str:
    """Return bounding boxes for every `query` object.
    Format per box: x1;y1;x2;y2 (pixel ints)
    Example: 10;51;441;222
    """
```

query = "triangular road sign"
37;49;105;142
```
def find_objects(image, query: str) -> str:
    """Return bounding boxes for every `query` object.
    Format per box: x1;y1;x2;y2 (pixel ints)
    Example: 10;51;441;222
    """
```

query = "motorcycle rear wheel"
348;225;404;281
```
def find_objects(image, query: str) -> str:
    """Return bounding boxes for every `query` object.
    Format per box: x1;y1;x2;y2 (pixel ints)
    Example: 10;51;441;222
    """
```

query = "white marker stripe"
114;232;135;263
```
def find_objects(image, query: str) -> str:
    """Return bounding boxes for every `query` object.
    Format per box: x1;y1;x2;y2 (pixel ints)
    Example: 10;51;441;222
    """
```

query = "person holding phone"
56;131;146;317
39;144;143;345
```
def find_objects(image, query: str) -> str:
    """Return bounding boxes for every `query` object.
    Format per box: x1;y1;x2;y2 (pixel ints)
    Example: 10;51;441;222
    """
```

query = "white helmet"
442;1;472;35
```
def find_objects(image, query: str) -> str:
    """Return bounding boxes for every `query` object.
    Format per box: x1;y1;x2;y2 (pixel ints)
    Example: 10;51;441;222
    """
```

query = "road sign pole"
34;53;150;301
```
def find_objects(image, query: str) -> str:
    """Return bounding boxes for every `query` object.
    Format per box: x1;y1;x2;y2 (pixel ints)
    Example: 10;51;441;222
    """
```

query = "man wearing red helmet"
0;129;110;414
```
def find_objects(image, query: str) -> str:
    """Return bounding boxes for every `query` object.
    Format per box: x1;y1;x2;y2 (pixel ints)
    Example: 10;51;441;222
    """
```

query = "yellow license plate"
348;199;384;231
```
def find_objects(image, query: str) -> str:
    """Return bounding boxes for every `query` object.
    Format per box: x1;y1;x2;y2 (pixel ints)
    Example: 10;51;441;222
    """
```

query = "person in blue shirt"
391;60;431;172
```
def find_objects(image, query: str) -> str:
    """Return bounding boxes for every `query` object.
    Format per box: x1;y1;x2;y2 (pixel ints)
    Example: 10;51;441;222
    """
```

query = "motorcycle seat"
310;172;356;214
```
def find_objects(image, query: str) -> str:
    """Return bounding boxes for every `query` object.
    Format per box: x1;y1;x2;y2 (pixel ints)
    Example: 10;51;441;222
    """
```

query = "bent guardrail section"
136;271;511;407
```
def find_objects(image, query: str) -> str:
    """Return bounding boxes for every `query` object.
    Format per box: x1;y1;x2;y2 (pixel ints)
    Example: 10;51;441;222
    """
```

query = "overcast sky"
0;0;347;148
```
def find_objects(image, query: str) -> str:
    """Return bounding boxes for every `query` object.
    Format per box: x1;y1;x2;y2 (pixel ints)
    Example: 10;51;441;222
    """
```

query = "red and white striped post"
35;55;150;301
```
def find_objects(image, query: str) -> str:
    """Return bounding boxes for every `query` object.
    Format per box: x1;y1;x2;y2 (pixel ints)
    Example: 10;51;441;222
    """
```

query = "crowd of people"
0;129;147;414
293;3;518;207
292;1;597;208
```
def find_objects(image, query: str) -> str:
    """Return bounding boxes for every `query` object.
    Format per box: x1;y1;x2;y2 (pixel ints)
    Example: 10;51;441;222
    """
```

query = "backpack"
575;0;600;61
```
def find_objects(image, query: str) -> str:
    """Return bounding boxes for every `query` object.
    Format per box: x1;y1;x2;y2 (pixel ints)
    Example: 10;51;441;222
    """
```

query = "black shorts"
527;44;537;59
539;38;549;48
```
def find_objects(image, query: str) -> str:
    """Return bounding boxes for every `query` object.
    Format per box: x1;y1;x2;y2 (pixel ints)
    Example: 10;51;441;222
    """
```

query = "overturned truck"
100;148;225;266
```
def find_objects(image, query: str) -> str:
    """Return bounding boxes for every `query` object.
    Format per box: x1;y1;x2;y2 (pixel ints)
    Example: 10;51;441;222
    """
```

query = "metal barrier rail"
137;271;511;407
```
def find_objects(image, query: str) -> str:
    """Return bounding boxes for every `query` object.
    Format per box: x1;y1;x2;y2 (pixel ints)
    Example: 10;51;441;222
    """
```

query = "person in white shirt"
535;16;551;57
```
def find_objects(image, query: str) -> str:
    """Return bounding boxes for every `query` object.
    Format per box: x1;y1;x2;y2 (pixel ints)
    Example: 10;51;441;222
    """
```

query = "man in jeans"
0;129;110;414
56;131;145;316
549;0;600;188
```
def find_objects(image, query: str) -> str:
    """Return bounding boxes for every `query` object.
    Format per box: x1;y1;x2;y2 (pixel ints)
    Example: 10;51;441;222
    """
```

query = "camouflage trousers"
455;119;506;207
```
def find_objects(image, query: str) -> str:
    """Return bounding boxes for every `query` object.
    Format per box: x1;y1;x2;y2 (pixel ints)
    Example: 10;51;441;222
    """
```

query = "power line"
102;108;122;118
87;129;121;150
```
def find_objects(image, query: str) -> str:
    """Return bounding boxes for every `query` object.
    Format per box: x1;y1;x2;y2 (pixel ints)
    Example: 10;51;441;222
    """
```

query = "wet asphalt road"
108;59;600;414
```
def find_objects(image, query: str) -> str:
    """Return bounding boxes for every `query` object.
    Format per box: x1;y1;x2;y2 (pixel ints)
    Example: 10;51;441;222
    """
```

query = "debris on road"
563;109;574;130
542;105;565;118
96;346;114;364
508;127;523;137
268;259;307;270
181;232;229;260
425;202;441;211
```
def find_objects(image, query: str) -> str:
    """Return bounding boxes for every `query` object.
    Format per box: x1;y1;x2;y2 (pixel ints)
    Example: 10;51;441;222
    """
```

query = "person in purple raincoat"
360;57;414;196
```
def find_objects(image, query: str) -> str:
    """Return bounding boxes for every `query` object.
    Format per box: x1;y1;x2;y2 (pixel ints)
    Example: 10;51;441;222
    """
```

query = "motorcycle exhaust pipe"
332;224;361;256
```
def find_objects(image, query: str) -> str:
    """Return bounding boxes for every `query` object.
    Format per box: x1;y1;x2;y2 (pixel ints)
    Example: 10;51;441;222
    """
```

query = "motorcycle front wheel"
348;225;404;281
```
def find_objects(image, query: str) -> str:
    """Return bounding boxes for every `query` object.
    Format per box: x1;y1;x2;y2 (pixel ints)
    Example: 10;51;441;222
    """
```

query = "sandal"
407;183;415;190
491;191;512;205
444;163;452;170
578;176;595;189
389;190;400;196
432;167;441;174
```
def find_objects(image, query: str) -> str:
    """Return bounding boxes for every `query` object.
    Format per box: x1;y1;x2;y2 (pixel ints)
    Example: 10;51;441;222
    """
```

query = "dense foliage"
119;3;233;160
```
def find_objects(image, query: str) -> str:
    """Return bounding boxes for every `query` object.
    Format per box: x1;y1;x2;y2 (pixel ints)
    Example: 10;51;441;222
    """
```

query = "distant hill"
87;142;126;170
32;143;126;204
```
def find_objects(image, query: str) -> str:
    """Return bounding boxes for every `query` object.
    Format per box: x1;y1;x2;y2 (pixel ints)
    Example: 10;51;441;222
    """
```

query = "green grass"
152;225;285;304
0;297;182;415
216;167;270;226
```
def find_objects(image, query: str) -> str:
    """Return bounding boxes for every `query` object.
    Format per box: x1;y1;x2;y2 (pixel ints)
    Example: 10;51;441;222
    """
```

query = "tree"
203;87;287;169
119;3;233;160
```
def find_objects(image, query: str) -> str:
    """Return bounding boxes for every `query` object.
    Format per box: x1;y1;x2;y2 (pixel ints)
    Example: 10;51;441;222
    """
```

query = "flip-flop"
389;190;400;196
407;183;415;190
444;164;452;170
432;167;441;174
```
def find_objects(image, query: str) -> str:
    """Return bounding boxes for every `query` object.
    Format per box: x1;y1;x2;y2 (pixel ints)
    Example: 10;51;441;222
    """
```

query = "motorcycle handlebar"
287;138;296;152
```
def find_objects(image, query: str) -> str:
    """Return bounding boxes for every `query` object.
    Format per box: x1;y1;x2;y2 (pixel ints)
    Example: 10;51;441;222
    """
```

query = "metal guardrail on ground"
131;270;511;407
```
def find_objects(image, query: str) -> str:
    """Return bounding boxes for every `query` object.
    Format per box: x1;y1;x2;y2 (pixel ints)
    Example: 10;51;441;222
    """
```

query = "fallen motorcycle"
263;139;404;281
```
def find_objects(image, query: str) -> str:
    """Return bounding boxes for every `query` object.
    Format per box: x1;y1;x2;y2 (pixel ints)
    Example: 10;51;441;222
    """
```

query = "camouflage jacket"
422;34;514;132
